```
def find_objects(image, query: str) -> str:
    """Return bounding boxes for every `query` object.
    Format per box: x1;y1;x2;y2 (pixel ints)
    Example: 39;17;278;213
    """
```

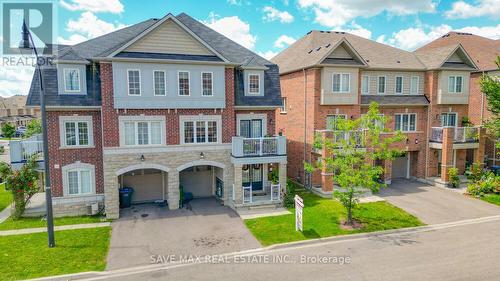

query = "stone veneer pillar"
441;127;454;182
279;163;287;194
167;172;180;210
233;164;243;205
104;172;119;219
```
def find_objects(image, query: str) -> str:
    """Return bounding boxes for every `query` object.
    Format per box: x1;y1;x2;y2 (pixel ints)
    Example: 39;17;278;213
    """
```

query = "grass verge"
0;183;13;212
0;215;108;231
480;193;500;206
0;227;111;281
245;188;423;246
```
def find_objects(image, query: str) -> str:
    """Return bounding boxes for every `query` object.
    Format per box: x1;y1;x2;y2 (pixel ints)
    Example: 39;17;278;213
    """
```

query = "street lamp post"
19;21;55;247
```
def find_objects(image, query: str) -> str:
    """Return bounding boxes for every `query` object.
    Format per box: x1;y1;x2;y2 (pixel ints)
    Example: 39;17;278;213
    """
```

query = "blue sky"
1;0;499;97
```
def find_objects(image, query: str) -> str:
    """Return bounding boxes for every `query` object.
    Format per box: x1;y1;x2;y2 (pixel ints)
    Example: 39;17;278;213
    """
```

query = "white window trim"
377;76;386;94
361;75;370;94
395;75;404;94
118;115;166;147
280;97;287;114
178;71;191;96
441;112;458;127
410;76;419;95
201;71;214;96
247;73;261;95
448;75;463;93
395;113;417;132
179;115;222;145
62;162;96;197
127;69;141;96
63;68;81;93
59;115;94;149
153;70;167;96
236;113;268;136
332;73;351;93
326;114;347;130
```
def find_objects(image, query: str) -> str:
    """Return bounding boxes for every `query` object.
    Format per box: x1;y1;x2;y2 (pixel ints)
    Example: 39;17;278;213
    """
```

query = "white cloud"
445;0;500;19
377;24;500;51
226;0;249;5
258;50;279;60
57;34;87;45
202;14;257;50
263;6;294;23
297;0;436;28
60;0;124;14
344;22;372;39
57;12;126;44
0;64;34;97
274;35;296;48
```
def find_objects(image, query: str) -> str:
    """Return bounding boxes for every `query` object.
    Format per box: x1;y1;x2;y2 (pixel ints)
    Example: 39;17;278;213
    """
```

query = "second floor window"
64;68;80;92
127;70;141;95
202;72;213;96
441;112;457;127
249;74;260;94
280;97;287;114
448;76;463;93
124;121;162;146
395;113;416;132
154;71;166;96
332;73;350;93
64;121;90;146
410;76;419;94
183;120;218;144
178;71;190;96
395;76;403;94
361;75;369;94
326;114;346;130
378;76;386;94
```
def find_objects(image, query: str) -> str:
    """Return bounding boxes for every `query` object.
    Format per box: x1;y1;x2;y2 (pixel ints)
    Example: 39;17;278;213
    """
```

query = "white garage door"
392;156;409;179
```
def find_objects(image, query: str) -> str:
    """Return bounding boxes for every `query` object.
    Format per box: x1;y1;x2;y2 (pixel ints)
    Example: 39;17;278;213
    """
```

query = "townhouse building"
24;13;286;219
273;31;485;193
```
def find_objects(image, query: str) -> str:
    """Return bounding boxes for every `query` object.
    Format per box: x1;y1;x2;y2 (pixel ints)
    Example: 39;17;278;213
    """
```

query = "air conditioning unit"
87;203;99;215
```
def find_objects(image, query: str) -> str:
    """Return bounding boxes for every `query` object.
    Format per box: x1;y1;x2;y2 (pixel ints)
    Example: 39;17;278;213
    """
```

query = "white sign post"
295;195;304;232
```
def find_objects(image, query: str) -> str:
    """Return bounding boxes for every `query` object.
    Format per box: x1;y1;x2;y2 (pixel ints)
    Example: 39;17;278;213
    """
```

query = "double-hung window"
332;73;350;93
394;113;417;132
248;74;260;94
178;71;190;96
410;76;419;94
448;76;463;93
127;70;141;95
181;116;220;144
326;114;346;131
441;112;457;127
153;70;166;96
395;76;403;94
361;75;369;94
280;97;287;113
63;120;91;147
64;68;81;92
378;76;386;94
202;72;213;96
123;120;163;146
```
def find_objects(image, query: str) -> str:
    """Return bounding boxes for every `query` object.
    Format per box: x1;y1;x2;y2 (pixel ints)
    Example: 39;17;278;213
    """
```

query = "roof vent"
316;47;322;51
308;50;313;54
306;31;313;35
366;59;370;62
397;60;401;63
326;31;331;33
320;31;325;33
325;43;331;48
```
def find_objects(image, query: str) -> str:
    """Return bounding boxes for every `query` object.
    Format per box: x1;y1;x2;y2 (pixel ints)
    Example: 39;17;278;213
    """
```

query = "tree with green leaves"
305;102;405;226
24;119;42;138
1;123;15;139
479;56;500;148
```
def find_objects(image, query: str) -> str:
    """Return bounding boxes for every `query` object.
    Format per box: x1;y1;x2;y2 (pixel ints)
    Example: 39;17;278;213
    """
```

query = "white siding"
437;70;470;104
321;66;359;105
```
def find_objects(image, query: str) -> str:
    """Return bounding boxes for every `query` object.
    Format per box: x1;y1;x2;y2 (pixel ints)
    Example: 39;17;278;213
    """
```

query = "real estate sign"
295;195;303;231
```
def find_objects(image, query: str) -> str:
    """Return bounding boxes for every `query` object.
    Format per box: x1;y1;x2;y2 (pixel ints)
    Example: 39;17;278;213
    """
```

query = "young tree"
479;56;500;147
25;119;42;138
305;102;405;225
1;123;16;139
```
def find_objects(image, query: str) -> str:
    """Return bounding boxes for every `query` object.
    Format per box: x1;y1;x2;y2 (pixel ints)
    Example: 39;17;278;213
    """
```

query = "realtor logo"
1;1;54;55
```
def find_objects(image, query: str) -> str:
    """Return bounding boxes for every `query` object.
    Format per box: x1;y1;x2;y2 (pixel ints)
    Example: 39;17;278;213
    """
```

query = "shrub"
467;162;484;183
0;145;4;154
283;179;297;208
467;172;499;197
448;167;460;188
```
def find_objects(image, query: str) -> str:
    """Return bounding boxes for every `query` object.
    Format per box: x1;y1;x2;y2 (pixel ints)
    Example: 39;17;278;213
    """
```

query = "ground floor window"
62;162;95;196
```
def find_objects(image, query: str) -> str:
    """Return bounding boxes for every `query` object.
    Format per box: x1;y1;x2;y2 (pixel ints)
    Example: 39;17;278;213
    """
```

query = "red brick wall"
47;110;104;197
100;63;236;147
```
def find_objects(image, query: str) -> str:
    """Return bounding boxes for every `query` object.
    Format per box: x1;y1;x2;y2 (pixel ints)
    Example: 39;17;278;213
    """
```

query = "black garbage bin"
119;187;134;208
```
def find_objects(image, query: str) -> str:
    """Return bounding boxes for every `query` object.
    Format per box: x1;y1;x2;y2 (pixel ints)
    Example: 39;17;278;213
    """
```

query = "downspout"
303;68;308;187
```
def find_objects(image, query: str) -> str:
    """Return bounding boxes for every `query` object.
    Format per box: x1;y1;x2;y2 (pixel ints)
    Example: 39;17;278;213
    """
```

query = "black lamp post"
19;21;55;247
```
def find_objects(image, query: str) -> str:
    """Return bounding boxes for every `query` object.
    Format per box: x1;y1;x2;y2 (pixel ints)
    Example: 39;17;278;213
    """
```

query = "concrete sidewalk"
0;222;110;236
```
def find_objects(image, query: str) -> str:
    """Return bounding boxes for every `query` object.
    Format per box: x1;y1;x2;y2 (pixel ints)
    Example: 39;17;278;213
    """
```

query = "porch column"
441;127;454;182
383;160;392;184
233;164;243;205
279;163;287;194
167;171;180;210
104;172;119;219
474;127;487;167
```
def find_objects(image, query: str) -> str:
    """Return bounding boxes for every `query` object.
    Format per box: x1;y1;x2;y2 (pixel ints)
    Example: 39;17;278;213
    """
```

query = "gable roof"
272;30;426;74
416;32;500;71
414;43;478;70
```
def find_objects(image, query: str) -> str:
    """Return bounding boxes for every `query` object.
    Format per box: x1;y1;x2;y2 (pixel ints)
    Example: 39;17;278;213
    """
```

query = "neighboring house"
0;95;39;128
273;30;484;193
416;32;500;167
23;13;286;218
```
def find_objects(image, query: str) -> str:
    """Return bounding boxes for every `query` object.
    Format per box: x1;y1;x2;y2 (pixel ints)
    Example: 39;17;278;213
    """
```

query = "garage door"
122;169;165;203
392;156;409;179
180;166;213;198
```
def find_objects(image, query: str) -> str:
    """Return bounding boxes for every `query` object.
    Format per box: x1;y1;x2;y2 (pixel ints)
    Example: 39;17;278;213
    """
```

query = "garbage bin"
491;166;500;176
119;187;134;208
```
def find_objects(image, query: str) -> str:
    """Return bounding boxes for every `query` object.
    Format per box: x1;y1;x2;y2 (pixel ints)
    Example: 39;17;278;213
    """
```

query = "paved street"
85;215;500;281
379;179;500;224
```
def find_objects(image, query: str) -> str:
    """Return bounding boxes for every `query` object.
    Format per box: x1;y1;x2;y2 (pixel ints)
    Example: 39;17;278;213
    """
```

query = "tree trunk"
346;192;353;225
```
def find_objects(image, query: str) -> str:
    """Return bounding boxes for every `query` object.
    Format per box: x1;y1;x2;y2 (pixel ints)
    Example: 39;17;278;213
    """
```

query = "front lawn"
0;227;111;281
0;182;13;212
245;188;423;246
0;215;108;231
480;193;500;206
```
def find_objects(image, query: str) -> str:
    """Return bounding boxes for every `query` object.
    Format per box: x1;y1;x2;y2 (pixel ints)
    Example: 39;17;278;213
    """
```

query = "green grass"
481;193;500;206
245;189;423;246
0;183;13;212
0;227;111;281
0;215;109;231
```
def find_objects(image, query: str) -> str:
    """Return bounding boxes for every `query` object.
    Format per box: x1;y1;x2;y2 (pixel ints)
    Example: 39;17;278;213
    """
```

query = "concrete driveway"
379;179;500;224
106;198;261;270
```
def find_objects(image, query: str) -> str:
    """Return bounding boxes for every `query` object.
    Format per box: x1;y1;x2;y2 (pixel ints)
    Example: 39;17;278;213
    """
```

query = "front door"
242;164;263;191
240;119;263;138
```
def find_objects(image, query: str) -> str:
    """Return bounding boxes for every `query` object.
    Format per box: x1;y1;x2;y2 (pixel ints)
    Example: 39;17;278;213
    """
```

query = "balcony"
429;127;480;149
231;136;287;164
314;130;366;154
9;134;44;170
